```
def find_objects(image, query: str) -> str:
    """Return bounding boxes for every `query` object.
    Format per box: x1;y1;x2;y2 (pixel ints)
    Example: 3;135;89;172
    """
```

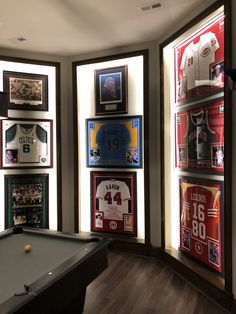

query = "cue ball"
24;244;32;253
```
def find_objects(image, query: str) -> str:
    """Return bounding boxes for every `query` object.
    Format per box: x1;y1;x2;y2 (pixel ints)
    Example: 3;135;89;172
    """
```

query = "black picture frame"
86;115;142;168
95;65;128;115
91;171;137;236
3;71;48;111
5;174;49;229
0;119;53;169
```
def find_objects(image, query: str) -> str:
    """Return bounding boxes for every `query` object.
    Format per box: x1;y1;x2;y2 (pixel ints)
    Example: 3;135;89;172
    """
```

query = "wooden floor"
83;250;230;314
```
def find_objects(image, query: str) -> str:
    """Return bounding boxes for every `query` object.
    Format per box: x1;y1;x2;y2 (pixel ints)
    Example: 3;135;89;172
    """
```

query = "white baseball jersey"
96;179;131;220
6;124;47;163
180;31;219;90
197;32;219;80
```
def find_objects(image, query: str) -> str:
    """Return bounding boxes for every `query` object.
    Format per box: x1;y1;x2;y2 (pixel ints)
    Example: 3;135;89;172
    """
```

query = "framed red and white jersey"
174;12;224;104
175;99;224;172
179;177;223;273
91;171;137;236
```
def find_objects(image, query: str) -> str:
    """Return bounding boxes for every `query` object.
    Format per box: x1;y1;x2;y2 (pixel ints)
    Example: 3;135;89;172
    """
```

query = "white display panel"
76;56;145;239
0;60;58;231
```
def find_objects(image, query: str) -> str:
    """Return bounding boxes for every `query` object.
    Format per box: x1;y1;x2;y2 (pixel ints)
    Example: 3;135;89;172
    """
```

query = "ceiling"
0;0;210;57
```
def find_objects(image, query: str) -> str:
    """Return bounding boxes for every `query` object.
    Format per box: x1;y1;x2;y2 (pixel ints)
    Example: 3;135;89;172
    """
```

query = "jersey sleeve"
180;46;188;72
121;125;131;145
121;181;131;201
96;126;104;145
96;181;105;200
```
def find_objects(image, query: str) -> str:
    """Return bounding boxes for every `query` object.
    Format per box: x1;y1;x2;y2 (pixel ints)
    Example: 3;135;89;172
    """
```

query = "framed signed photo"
210;60;224;88
5;174;49;229
175;99;224;172
86;115;142;168
3;71;48;111
179;176;223;273
91;171;137;236
0;119;53;168
95;65;128;115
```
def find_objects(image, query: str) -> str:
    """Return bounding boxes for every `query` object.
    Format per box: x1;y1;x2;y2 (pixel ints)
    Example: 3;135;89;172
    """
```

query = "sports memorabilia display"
5;174;49;229
175;13;224;104
0;119;53;168
95;65;128;115
3;71;48;111
179;177;223;272
175;100;224;172
91;171;137;236
86;116;142;168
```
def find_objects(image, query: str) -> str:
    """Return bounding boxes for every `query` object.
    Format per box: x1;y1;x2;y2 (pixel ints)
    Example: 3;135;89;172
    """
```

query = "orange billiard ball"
24;244;32;253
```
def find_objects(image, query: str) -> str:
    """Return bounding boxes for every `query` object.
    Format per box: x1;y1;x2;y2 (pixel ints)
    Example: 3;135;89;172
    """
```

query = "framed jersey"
86;116;142;168
175;99;224;172
91;171;137;236
5;174;49;229
174;12;224;105
0;119;53;168
3;71;48;111
179;176;223;273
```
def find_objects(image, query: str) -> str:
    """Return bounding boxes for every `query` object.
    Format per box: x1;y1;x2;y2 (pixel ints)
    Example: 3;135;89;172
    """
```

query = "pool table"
0;227;109;314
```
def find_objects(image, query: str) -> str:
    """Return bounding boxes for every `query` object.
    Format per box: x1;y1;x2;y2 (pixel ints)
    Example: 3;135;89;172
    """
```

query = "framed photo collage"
174;12;225;273
89;65;141;237
1;68;52;230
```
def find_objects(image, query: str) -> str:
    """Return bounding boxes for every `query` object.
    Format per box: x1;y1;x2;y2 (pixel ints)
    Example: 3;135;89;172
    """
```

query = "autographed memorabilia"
175;13;224;104
5;174;49;229
91;171;137;236
86;116;142;168
179;177;223;272
175;100;224;172
0;119;53;168
95;65;128;115
3;71;48;111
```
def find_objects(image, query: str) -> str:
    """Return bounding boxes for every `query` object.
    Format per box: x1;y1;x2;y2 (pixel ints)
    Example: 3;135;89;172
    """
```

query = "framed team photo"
175;99;224;172
3;71;48;111
174;12;224;105
5;174;49;229
95;65;128;115
0;119;53;169
179;176;224;273
86;116;142;168
91;171;137;236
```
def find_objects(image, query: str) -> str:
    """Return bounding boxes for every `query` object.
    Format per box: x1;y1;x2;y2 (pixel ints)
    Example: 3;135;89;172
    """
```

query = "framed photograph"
91;171;137;236
175;99;224;172
179;176;224;273
0;119;53;168
210;60;224;88
86;116;142;168
3;71;48;111
5;174;49;229
174;14;224;105
95;65;128;115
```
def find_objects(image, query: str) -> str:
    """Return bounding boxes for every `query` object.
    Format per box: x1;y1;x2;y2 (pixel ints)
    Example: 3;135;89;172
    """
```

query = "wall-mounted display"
86;115;142;168
175;99;224;172
0;119;53;168
179;176;223;273
91;171;137;236
175;14;224;105
5;174;49;229
95;65;128;115
3;71;48;111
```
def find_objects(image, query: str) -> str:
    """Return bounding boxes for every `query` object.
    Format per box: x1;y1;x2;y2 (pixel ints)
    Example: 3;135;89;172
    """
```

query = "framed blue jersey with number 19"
86;116;142;168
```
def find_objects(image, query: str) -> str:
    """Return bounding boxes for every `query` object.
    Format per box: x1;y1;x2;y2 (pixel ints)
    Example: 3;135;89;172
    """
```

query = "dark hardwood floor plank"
83;250;230;314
